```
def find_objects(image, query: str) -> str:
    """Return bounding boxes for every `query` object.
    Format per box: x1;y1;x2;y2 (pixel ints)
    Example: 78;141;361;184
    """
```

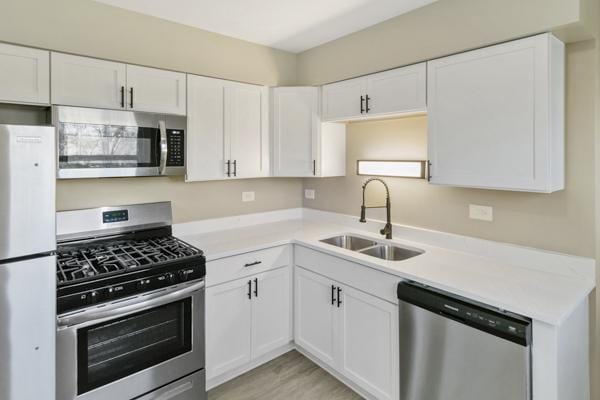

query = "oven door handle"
158;120;168;175
57;280;205;328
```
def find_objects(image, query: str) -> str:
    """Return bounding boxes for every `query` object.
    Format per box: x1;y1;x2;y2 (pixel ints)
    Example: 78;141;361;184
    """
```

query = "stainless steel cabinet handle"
337;287;342;307
365;95;371;113
120;86;125;108
247;280;252;299
360;95;365;114
129;87;134;108
254;278;258;297
313;160;316;176
57;280;205;328
233;160;237;177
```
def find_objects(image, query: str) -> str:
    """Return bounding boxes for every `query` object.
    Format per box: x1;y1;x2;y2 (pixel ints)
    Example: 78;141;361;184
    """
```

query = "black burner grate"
56;236;201;284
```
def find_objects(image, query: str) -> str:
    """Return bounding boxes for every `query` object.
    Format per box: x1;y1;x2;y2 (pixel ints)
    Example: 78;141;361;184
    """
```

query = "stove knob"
166;272;176;284
178;270;190;281
137;279;150;290
89;291;99;304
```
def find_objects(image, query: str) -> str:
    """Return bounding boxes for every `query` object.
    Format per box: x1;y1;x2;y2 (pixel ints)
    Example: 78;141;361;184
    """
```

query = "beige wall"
57;177;302;223
0;0;302;220
296;0;594;85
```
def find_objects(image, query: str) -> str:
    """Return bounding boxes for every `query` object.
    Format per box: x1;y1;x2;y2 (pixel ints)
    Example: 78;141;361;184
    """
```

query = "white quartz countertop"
179;217;595;326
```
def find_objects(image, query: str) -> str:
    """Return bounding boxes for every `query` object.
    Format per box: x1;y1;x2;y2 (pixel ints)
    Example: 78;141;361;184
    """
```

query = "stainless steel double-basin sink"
319;235;424;261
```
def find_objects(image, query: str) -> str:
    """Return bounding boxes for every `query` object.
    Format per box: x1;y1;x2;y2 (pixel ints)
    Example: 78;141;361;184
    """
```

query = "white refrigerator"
0;124;56;400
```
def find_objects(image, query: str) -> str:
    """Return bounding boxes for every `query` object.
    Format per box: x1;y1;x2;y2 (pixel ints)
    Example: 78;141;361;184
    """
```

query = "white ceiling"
94;0;437;53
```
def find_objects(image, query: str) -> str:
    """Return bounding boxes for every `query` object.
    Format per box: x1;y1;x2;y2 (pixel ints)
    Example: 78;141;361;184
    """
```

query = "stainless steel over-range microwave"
54;106;186;179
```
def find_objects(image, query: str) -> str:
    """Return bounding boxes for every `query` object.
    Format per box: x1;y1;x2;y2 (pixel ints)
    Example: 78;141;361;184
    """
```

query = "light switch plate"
304;189;315;200
469;204;493;221
242;191;255;202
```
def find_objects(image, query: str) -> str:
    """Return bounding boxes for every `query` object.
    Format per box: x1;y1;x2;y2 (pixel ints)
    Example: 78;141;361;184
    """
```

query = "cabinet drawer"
207;245;290;287
295;245;398;304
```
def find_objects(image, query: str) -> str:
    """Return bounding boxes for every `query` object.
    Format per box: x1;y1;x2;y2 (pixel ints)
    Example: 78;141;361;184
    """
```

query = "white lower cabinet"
206;266;291;380
294;266;398;400
337;285;398;400
251;267;292;358
294;265;337;368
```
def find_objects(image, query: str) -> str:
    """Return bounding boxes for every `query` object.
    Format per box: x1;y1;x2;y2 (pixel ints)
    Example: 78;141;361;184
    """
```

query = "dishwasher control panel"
398;281;532;346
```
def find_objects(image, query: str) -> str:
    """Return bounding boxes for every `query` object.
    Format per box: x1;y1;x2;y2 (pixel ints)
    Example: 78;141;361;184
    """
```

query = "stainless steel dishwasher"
397;281;532;400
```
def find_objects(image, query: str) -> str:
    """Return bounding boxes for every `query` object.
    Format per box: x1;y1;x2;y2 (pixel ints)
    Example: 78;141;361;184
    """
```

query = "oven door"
56;281;205;400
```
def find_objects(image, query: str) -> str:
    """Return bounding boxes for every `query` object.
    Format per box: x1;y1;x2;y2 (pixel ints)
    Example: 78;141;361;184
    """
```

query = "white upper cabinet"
322;77;366;122
186;75;269;181
321;63;426;122
51;53;126;110
272;87;345;177
365;63;426;116
186;74;227;181
126;65;186;115
226;82;269;179
0;43;49;105
427;33;565;192
51;52;186;114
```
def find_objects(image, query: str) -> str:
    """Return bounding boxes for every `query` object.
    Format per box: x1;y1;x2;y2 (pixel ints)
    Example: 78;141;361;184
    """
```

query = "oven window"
77;299;192;394
58;123;159;169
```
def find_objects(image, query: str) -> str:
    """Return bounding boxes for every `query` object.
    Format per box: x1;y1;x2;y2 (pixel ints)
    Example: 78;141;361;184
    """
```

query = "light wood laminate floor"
208;350;363;400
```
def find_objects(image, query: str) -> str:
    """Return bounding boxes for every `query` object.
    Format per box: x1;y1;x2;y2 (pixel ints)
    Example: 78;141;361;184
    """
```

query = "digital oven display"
102;210;129;223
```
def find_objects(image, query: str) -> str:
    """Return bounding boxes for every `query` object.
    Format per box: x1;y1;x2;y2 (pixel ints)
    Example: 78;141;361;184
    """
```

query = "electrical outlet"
242;191;255;202
304;189;315;200
469;204;493;222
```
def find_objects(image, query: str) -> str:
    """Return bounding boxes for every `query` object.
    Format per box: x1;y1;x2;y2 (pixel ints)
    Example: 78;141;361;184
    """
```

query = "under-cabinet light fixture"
357;160;426;179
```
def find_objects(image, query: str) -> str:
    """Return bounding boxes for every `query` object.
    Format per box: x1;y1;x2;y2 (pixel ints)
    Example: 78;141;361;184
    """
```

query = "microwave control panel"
166;129;184;167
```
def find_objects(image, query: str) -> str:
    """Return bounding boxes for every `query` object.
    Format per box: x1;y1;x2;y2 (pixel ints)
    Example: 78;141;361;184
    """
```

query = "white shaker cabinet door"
0;43;49;105
294;267;337;369
126;65;186;115
272;87;319;177
51;52;126;109
186;75;228;181
427;33;564;192
225;82;268;179
322;77;366;121
366;62;426;116
205;277;253;380
251;267;292;359
337;284;399;400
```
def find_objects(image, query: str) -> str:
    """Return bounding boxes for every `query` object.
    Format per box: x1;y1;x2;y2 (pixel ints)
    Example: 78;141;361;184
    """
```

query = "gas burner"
56;236;201;285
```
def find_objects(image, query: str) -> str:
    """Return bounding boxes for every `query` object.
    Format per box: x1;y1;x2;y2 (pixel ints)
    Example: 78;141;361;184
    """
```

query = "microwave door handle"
159;120;168;175
57;280;205;328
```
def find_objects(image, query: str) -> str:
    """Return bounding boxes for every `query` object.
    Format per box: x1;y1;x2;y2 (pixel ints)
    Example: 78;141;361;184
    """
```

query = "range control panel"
58;263;204;314
166;129;184;167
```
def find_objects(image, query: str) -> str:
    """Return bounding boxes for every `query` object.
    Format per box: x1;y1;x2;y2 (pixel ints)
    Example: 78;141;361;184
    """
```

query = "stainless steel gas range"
55;202;206;400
